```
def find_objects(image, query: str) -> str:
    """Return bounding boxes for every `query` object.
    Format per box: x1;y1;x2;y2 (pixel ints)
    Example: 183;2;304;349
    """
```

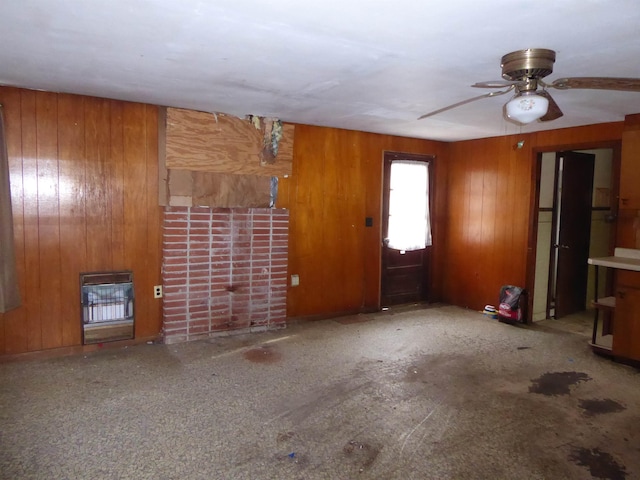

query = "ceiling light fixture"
505;91;549;124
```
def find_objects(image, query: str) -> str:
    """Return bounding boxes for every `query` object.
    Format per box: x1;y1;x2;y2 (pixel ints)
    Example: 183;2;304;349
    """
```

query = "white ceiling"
1;0;640;141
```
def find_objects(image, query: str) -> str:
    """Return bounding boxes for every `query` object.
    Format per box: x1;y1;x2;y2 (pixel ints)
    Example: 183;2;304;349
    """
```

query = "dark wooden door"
381;152;433;306
553;151;595;318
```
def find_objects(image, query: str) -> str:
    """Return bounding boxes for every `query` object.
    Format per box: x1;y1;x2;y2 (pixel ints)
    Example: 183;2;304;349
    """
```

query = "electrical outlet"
153;285;163;298
290;274;300;287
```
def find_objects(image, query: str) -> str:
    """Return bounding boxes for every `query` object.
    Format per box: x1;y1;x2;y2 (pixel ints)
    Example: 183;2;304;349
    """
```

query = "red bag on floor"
498;285;524;322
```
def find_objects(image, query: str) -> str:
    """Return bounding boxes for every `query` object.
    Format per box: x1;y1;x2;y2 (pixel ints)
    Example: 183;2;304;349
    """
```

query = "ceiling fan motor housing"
501;48;556;81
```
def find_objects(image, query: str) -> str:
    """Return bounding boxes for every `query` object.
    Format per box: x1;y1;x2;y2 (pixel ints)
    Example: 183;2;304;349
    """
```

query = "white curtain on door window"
0;104;21;312
387;160;431;251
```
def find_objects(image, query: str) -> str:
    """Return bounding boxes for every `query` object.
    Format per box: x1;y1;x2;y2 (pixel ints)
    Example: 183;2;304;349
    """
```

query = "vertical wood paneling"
361;135;381;309
57;94;86;347
513;137;533;282
494;136;516;302
85;97;112;270
123;103;147;339
481;140;498;306
289;125;327;316
444;125;624;313
20;91;42;351
110;101;126;268
441;140;462;303
338;135;365;310
35;92;62;350
287;125;446;318
143;105;162;337
468;141;484;307
0;87;161;356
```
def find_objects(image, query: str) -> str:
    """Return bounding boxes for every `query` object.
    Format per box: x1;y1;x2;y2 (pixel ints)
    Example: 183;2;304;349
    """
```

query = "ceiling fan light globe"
505;93;549;124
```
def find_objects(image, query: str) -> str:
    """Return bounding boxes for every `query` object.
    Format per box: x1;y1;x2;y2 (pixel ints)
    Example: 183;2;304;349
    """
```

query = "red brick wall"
162;206;288;344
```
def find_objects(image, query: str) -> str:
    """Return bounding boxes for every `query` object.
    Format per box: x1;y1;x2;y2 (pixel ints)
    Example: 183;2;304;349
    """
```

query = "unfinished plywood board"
165;108;293;177
163;169;270;208
193;172;271;208
167;169;194;207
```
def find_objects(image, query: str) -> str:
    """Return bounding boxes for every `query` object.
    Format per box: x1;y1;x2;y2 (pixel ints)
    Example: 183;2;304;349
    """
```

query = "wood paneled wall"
617;114;640;249
280;124;448;318
0;87;162;355
443;123;625;312
1;83;633;354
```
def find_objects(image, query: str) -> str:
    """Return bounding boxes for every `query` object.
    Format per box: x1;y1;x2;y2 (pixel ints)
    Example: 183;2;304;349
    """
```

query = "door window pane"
387;160;431;251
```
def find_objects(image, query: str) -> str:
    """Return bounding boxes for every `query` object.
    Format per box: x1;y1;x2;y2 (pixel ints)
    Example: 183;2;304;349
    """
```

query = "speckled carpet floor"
1;305;639;479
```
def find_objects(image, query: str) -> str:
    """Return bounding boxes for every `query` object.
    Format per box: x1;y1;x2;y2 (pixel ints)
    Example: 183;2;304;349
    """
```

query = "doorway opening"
531;148;618;330
381;151;434;307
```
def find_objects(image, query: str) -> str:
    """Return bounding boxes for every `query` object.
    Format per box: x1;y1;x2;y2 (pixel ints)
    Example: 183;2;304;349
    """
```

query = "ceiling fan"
418;48;640;124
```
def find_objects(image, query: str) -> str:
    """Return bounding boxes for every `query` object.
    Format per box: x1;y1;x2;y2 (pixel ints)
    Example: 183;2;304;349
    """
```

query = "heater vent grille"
81;271;134;345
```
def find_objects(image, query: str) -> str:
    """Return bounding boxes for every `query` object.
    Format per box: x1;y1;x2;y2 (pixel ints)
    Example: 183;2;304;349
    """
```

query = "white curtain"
387;160;431;251
0;104;21;312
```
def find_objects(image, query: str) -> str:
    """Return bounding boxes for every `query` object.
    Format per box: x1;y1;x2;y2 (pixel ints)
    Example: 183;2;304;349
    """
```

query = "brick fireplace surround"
162;206;288;344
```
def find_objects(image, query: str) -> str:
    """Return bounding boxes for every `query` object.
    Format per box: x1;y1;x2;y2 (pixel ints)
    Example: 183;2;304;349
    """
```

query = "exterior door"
552;151;595;318
381;152;433;306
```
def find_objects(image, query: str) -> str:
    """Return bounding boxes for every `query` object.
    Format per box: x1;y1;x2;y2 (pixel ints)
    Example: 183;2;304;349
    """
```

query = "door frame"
381;151;436;307
525;141;621;323
547;151;596;318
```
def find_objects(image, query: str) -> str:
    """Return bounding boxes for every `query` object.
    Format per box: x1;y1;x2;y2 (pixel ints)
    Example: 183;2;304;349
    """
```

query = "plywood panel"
192;172;271;207
165;169;272;208
276;174;291;210
166;108;294;177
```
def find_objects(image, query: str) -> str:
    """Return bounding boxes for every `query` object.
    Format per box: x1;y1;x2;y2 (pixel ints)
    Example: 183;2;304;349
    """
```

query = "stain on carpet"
243;346;282;364
276;431;295;443
579;398;626;416
343;440;381;471
569;447;627;480
529;371;591;396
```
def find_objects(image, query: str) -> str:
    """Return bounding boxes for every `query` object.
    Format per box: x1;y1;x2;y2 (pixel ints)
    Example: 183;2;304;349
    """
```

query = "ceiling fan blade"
537;90;563;122
472;80;523;88
418;86;514;120
548;77;640;91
